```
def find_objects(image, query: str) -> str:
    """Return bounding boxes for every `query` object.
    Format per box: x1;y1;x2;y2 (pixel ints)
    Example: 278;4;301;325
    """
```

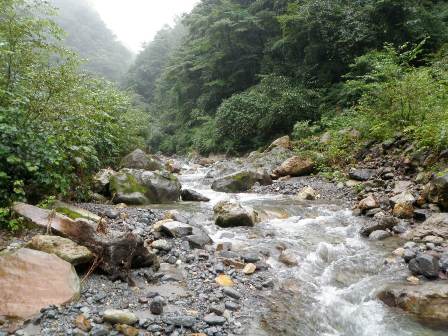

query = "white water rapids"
153;166;446;336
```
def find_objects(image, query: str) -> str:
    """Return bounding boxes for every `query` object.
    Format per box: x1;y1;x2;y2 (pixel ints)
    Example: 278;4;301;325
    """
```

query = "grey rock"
369;230;391;240
150;300;163;315
181;189;210;202
409;254;440;279
164;315;196;327
349;168;376;181
360;216;398;236
120;149;162;171
90;326;109;336
224;301;239;311
211;169;272;193
161;221;193;237
223;288;241;300
203;313;226;326
209;304;225;316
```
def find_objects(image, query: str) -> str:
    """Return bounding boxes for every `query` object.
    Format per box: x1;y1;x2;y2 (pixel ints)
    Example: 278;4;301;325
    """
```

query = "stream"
150;165;447;336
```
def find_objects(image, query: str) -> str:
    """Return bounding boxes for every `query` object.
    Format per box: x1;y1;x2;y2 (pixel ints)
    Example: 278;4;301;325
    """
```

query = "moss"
110;173;147;194
55;207;85;220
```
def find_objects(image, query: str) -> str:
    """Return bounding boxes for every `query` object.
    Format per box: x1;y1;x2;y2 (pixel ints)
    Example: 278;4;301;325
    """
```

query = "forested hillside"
0;0;146;218
127;0;448;155
52;0;133;82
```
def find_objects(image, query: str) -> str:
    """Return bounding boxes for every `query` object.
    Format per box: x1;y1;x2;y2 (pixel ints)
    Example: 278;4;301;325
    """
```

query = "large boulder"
264;135;291;152
427;173;448;210
26;235;93;265
406;213;448;241
211;169;272;193
93;168;116;194
272;156;314;178
214;201;258;228
378;282;448;324
120;149;162;171
0;248;80;320
110;169;181;205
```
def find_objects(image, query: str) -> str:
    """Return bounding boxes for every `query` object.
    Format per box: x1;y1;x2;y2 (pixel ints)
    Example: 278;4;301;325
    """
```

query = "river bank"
1;138;448;336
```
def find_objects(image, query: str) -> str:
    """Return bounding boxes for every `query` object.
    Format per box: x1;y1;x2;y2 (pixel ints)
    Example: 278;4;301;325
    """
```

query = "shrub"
215;75;320;152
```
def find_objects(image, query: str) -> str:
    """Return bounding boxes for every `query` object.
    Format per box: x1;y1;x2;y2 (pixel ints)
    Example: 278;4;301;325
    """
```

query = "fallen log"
13;203;159;283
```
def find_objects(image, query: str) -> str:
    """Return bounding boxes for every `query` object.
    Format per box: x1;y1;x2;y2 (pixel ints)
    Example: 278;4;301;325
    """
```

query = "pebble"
150;300;164;315
223;288;241;300
203;313;226;325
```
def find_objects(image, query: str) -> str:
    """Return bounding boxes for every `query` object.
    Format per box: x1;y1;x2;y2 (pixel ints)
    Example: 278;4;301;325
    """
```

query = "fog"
90;0;199;52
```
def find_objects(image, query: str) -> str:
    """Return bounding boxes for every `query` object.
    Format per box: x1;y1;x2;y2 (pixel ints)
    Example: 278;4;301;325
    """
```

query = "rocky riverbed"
2;136;448;336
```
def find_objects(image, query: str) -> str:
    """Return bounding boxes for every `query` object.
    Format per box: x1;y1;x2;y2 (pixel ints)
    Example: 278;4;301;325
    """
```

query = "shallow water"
159;167;447;336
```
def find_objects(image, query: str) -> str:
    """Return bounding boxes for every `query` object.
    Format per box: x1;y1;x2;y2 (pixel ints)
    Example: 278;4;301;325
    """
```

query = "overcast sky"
90;0;199;53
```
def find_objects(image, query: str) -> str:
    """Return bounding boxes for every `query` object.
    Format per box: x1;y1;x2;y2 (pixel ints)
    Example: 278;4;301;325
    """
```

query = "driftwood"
13;203;159;283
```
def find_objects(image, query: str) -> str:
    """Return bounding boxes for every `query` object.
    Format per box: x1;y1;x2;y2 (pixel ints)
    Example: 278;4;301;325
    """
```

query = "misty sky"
91;0;199;52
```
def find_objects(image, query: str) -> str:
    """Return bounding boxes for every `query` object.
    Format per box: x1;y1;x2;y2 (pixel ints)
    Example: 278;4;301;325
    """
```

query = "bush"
0;0;147;206
215;75;320;152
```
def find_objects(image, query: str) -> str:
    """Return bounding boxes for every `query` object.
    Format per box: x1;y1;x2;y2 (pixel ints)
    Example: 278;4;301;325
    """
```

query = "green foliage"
343;45;448;150
0;207;22;231
215;75;320;152
129;0;448;154
0;0;147;207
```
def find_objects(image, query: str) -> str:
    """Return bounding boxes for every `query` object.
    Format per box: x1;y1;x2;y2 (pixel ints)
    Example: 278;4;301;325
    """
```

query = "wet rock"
203;313;226;326
272;156;314;178
181;189;210;202
120;149;162;171
26;235;93;265
349;168;376;181
211;169;272;193
279;250;298;266
358;194;379;211
409;254;440;279
160;221;193;237
369;230;391;241
214;201;258;228
378;282;448;323
103;310;138;325
0;248;80;320
296;186;320;200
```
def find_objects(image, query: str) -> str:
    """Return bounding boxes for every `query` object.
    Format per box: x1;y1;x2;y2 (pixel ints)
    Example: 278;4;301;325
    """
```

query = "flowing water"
155;166;446;336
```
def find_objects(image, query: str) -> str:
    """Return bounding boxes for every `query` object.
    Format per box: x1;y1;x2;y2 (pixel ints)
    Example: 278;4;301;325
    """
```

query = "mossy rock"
110;169;181;205
211;169;272;193
52;201;100;222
